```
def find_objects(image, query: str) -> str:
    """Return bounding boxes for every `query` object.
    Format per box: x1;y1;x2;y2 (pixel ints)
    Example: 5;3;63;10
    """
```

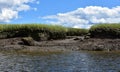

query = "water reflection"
0;51;120;72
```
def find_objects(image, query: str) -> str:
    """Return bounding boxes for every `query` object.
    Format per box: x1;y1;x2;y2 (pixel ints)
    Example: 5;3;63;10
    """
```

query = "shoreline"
0;37;119;52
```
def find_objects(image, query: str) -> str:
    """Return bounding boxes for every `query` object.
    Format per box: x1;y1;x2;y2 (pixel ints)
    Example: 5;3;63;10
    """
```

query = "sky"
0;0;120;28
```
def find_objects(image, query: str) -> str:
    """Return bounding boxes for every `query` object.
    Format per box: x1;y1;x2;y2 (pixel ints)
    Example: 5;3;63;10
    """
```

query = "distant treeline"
0;23;119;40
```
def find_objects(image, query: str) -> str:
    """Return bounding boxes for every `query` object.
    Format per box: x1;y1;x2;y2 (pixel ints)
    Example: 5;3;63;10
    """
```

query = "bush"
89;23;120;38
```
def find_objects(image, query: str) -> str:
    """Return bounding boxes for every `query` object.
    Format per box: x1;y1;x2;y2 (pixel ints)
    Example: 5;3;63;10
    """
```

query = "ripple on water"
0;51;120;72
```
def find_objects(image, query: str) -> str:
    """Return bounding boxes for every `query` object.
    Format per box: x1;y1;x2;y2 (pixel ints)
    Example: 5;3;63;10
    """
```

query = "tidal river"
0;51;120;72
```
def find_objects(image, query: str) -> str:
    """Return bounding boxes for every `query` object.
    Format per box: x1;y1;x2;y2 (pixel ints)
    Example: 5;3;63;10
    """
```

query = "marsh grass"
89;23;120;38
0;23;119;39
66;28;88;36
0;24;88;40
0;24;67;39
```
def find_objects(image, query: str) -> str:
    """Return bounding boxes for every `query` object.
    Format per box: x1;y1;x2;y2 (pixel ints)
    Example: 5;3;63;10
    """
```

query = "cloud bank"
43;6;120;28
0;0;37;23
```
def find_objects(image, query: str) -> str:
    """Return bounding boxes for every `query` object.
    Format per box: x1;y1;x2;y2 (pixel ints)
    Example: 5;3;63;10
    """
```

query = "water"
0;51;120;72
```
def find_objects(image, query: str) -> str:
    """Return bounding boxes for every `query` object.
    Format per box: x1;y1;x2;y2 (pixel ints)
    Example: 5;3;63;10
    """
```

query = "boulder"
74;37;80;40
93;45;104;51
31;33;49;41
21;37;35;46
84;36;90;39
73;37;84;41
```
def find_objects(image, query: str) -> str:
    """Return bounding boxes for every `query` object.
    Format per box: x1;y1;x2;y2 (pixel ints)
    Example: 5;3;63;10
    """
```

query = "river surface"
0;51;120;72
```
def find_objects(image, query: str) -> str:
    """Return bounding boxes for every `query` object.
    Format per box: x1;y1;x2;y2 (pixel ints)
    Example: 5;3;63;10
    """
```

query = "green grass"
0;24;66;32
89;23;120;38
0;24;67;39
0;23;119;39
0;24;88;40
66;28;89;36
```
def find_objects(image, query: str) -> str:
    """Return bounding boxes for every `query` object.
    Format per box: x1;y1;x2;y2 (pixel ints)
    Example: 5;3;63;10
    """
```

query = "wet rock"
21;37;35;46
74;38;80;40
84;36;90;39
93;45;104;51
79;37;84;41
73;37;84;41
31;33;49;41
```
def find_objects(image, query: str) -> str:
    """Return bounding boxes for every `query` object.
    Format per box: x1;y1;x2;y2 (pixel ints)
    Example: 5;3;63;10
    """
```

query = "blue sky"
0;0;120;28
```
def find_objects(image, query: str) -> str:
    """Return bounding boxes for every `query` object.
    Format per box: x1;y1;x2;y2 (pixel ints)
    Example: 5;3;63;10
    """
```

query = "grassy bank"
0;24;88;40
0;23;119;40
89;24;120;38
66;28;88;36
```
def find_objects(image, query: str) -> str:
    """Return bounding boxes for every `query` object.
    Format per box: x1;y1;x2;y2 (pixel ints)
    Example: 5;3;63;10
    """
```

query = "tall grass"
89;23;120;38
0;24;66;32
66;28;88;36
0;24;67;39
0;24;89;39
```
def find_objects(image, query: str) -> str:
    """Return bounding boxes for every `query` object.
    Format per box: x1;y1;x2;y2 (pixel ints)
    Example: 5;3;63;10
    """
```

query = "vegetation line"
0;24;88;40
89;23;120;38
0;23;119;39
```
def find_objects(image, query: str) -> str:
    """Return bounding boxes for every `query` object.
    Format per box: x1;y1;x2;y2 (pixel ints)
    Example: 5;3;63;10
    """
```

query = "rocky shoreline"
0;36;119;52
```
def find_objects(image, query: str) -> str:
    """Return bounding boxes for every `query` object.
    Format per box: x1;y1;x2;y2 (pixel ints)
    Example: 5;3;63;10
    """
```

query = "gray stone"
21;37;35;46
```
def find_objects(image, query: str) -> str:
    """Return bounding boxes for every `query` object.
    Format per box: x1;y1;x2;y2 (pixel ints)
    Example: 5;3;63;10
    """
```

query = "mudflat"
0;37;119;52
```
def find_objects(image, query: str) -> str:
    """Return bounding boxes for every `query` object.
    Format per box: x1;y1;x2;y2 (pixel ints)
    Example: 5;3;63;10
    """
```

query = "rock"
73;37;84;41
79;37;84;41
21;37;35;46
74;38;80;40
93;45;104;51
31;33;49;41
84;36;90;39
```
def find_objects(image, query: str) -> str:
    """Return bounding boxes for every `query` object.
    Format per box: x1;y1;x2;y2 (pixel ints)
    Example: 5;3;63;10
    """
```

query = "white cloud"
0;0;36;23
43;6;120;28
17;4;30;11
0;8;18;22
